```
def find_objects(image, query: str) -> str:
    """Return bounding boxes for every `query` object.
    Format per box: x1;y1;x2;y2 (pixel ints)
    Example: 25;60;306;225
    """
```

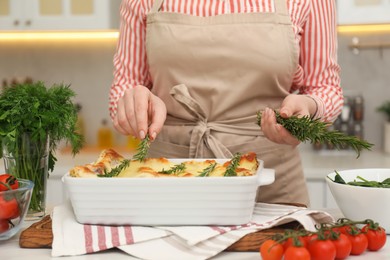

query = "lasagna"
69;149;259;178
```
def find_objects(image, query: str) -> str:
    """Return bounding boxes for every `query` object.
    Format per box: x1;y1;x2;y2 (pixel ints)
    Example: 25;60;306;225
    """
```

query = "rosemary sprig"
97;134;151;177
98;159;130;178
224;153;242;177
198;162;217;177
159;163;186;175
256;110;373;158
132;134;151;162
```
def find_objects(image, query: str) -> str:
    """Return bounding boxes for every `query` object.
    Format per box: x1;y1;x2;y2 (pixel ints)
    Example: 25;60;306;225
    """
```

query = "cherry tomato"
0;194;20;219
284;246;310;260
308;238;336;260
259;239;284;260
346;232;368;255
283;236;307;250
362;224;387;251
333;225;353;235
332;233;352;259
0;174;19;191
0;219;9;234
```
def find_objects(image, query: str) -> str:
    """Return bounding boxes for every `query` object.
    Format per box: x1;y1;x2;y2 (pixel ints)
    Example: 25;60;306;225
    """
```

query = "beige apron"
145;0;310;206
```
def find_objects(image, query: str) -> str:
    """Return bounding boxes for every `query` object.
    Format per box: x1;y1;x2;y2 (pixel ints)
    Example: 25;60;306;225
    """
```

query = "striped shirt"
109;0;343;122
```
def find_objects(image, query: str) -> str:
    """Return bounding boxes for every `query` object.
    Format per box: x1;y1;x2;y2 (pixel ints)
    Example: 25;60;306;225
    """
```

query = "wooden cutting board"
19;203;304;252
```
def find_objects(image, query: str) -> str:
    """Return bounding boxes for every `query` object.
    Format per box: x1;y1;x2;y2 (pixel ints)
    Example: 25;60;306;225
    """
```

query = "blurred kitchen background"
0;0;389;151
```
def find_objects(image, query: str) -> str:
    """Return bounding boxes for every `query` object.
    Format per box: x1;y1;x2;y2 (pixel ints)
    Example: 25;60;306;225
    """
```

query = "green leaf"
333;170;346;184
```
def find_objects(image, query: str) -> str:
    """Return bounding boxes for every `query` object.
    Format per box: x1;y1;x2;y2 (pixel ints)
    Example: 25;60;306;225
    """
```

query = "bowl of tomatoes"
0;174;34;240
326;168;390;234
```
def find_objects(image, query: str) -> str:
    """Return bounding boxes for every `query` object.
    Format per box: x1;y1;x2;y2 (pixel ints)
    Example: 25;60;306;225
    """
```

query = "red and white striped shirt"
109;0;343;122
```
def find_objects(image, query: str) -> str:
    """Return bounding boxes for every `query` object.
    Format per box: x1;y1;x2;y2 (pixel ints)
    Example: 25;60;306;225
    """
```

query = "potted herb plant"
0;81;83;219
377;101;390;154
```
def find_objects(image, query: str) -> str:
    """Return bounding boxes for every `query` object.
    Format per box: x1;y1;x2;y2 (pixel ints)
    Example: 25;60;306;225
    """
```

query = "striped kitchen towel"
51;201;334;259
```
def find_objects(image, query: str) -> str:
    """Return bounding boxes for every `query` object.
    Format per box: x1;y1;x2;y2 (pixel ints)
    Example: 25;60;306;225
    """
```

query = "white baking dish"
62;159;274;226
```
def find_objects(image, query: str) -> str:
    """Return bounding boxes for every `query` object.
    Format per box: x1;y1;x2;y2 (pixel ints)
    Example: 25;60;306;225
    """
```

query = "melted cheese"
69;149;259;178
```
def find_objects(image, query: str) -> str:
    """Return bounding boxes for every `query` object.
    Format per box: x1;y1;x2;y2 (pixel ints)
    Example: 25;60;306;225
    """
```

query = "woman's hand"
113;85;167;140
260;94;317;146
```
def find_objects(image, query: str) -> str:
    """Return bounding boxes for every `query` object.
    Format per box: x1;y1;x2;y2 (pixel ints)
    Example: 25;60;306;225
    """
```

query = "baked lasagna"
69;149;259;178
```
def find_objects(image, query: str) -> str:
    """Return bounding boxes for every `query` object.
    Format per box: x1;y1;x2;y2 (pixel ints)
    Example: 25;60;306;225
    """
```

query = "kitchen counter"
1;147;390;259
2;212;390;260
299;145;390;180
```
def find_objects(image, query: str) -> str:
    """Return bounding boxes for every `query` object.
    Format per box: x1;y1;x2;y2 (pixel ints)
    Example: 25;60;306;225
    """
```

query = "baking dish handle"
258;168;275;186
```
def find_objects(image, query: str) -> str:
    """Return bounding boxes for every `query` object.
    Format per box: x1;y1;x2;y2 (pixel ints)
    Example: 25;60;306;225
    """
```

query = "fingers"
113;94;134;136
132;86;151;139
261;108;300;146
148;95;167;141
112;85;167;140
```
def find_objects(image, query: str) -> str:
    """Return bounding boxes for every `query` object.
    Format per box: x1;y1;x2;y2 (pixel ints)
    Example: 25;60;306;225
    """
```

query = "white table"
1;215;390;260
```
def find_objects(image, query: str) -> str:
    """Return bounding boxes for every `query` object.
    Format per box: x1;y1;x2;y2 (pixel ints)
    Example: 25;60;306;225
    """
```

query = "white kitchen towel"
51;201;334;259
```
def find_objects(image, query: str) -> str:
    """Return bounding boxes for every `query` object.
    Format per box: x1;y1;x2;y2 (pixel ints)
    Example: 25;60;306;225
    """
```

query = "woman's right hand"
113;85;167;140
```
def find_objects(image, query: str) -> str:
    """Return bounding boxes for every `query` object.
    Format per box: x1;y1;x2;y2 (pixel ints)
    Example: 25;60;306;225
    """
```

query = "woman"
109;0;343;206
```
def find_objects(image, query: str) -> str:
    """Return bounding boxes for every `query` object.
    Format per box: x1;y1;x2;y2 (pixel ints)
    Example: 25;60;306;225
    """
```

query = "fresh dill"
256;110;373;158
224;153;241;177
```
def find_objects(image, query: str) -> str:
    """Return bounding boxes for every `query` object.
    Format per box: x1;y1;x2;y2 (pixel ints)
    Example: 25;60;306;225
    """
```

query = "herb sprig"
98;159;130;178
159;163;186;175
101;134;151;177
330;170;390;188
224;153;241;177
132;134;150;162
256;110;373;158
198;162;217;177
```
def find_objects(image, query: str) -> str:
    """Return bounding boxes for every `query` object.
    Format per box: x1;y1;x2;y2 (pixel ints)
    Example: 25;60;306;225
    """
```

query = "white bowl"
326;169;390;233
63;159;275;226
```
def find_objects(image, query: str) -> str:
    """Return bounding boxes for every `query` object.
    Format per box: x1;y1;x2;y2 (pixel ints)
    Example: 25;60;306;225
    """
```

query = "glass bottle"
97;119;114;149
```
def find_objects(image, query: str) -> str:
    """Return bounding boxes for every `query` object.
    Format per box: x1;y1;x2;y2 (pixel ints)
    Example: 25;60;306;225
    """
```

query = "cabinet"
0;0;121;31
337;0;390;25
306;179;338;209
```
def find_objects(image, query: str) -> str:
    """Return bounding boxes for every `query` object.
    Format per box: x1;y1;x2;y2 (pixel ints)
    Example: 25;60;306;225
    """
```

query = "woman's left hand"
260;94;317;146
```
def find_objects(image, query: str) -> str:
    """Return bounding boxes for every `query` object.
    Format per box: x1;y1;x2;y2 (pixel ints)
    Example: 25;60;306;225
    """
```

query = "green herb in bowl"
330;170;390;188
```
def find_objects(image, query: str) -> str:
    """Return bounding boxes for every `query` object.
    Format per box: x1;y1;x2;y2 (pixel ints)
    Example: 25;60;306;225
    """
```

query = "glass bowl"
0;179;34;240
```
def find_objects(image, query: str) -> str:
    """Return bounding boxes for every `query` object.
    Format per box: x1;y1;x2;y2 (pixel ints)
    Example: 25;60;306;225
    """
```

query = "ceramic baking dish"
62;159;274;226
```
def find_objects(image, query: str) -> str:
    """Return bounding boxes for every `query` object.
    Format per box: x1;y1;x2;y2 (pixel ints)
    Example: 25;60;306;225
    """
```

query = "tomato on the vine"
333;225;351;235
331;233;352;259
0;174;19;191
283;236;308;250
0;219;9;234
0;195;20;219
259;239;284;260
362;224;387;251
346;232;368;255
284;246;310;260
308;238;336;260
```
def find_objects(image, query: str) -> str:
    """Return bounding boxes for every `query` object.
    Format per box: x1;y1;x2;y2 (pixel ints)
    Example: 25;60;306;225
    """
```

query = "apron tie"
170;84;257;158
